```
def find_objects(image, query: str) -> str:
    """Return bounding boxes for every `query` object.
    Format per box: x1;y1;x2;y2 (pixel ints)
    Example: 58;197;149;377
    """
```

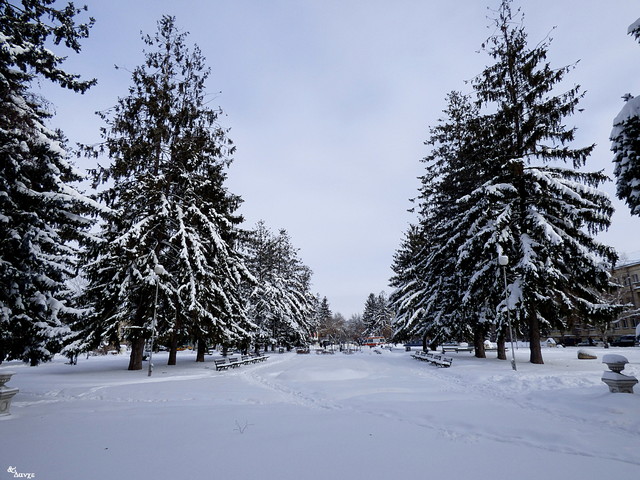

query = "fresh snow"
1;346;639;479
612;94;640;137
602;353;630;365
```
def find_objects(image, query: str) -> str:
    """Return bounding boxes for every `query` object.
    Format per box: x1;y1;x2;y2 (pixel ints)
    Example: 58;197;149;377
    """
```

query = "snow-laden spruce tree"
0;1;96;365
361;291;393;338
71;16;254;369
611;18;640;216
389;225;429;345
242;221;315;350
391;92;495;355
362;293;378;335
316;296;333;343
391;0;621;364
468;0;620;364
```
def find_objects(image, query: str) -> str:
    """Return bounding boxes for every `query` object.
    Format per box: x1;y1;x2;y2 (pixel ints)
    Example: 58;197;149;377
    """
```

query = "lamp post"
148;264;166;377
498;254;517;371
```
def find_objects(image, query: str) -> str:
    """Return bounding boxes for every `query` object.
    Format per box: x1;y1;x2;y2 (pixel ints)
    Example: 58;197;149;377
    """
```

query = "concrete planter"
602;354;628;373
601;355;637;394
602;371;638;394
0;371;19;416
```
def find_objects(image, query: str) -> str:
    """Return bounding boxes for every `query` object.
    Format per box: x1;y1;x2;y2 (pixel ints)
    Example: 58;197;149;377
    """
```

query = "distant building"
547;259;640;345
609;258;640;337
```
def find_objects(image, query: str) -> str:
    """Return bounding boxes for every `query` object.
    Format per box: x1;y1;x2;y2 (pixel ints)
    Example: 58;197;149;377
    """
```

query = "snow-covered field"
2;346;639;480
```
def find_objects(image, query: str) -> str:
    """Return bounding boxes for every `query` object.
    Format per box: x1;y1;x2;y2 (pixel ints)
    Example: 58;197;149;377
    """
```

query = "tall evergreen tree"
611;17;640;216
373;291;393;338
318;296;332;321
470;0;619;364
69;16;253;369
362;291;392;337
0;0;96;365
316;296;333;343
390;225;430;345
242;221;315;350
391;92;492;351
362;293;378;335
392;0;621;364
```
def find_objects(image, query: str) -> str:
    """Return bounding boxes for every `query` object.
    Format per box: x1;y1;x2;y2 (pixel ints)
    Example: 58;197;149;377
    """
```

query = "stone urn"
601;354;638;394
0;371;15;387
0;371;19;416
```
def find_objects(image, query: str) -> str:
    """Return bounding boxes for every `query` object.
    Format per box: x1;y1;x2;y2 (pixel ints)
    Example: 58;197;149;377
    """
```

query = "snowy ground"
1;346;639;480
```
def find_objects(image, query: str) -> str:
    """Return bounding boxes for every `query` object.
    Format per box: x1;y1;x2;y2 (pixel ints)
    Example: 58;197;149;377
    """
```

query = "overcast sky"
42;0;640;317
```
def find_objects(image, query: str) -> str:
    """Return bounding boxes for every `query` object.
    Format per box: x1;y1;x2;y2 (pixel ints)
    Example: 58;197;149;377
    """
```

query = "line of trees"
0;4;319;368
313;292;393;348
5;1;639;369
390;0;625;364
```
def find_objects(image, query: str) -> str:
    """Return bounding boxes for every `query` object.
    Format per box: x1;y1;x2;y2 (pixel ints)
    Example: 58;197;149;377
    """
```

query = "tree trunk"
528;314;544;364
196;339;206;362
497;332;507;360
168;303;181;365
239;339;249;355
128;337;145;370
474;328;486;358
168;332;178;365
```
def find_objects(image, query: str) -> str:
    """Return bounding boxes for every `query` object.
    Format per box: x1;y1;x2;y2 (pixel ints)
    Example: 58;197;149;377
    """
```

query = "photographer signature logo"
6;467;35;479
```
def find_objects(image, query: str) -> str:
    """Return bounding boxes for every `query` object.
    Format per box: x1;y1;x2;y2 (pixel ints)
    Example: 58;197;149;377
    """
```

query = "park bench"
411;350;453;368
214;359;232;371
241;355;257;364
214;354;269;371
250;352;269;362
242;354;269;364
441;344;474;354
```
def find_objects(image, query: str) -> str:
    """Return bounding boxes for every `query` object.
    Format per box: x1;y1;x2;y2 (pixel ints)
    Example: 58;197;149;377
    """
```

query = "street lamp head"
154;264;167;275
498;254;509;267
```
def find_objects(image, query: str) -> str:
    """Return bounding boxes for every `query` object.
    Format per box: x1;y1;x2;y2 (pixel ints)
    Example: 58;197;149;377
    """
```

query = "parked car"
611;335;637;347
577;338;604;347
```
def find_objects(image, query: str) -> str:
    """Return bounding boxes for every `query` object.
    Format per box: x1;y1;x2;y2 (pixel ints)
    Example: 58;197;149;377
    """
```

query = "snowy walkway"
1;347;639;479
